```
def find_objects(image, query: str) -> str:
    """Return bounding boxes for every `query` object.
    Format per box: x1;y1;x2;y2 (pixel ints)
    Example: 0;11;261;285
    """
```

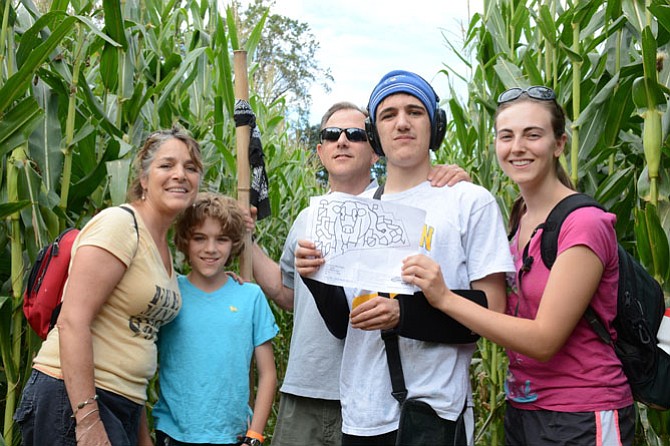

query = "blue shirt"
153;275;278;443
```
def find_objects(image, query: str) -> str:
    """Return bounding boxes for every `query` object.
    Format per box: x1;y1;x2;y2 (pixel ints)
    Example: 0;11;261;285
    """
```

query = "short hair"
174;192;246;266
319;102;368;130
128;126;204;201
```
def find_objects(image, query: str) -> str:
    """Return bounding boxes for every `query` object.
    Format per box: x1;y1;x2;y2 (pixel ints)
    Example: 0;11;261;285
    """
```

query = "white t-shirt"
340;181;514;436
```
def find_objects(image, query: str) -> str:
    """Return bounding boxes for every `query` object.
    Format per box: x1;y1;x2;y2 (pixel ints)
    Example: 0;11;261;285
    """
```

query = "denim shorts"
14;369;143;446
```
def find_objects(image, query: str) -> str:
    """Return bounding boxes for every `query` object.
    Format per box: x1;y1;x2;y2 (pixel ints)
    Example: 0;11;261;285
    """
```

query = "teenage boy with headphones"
295;70;513;445
250;101;469;446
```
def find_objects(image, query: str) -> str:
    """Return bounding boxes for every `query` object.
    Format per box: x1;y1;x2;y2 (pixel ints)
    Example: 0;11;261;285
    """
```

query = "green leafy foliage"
1;0;670;445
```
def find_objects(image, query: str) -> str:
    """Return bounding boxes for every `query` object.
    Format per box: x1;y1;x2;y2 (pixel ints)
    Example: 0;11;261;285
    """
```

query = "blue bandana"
367;70;437;123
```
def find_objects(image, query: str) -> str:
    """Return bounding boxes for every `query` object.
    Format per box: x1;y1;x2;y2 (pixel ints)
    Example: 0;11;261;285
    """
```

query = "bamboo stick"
233;50;253;280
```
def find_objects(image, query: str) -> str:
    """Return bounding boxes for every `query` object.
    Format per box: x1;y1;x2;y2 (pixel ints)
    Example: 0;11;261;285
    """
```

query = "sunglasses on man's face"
320;127;368;143
497;86;556;104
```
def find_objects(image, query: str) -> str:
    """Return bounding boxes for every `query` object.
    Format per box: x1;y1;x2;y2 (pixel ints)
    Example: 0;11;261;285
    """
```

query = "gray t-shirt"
279;181;379;400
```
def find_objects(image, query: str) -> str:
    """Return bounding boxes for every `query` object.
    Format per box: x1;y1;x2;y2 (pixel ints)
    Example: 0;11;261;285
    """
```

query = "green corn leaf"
244;7;268;58
649;3;670;36
558;42;585;63
226;5;239;51
155;48;206;111
0;201;31;219
103;0;128;49
645;204;670;283
1;16;76;113
641;26;658;81
0;294;16;383
28;83;62;192
536;4;558;43
106;159;132;206
634;207;654;278
100;44;119;91
492;59;525;88
0;97;44;159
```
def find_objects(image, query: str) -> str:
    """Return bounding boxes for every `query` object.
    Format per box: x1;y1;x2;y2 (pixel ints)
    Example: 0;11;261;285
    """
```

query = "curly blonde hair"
174;192;246;266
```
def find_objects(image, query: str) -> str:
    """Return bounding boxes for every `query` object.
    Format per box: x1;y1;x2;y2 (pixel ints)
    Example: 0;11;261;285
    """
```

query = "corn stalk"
58;24;86;222
3;147;27;442
570;3;582;186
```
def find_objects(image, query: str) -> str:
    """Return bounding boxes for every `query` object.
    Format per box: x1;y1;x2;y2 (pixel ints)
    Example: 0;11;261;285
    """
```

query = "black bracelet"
242;436;262;446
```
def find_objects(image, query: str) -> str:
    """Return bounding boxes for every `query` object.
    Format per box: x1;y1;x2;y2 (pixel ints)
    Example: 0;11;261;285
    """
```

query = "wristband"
246;430;264;442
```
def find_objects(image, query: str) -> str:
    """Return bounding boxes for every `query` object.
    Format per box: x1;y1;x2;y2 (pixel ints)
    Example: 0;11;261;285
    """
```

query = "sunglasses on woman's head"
497;86;556;104
320;127;368;143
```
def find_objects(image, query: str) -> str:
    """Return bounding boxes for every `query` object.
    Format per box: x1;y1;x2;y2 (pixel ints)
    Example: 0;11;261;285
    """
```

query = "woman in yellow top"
14;127;203;446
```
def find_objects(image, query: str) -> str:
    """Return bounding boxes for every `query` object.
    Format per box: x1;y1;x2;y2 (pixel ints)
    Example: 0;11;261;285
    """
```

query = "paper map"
307;192;426;294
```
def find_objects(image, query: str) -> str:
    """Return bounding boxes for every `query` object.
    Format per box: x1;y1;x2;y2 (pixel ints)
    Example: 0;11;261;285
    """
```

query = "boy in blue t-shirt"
153;192;278;446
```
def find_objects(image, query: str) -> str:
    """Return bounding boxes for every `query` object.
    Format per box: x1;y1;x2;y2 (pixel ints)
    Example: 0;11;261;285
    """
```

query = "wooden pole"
233;50;253;281
234;50;257;410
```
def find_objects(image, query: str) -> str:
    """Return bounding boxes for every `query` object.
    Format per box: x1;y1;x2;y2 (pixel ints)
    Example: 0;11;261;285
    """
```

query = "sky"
232;0;484;125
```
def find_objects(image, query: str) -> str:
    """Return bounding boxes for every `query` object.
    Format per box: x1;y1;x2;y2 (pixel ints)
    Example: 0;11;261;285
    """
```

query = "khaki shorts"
271;393;342;446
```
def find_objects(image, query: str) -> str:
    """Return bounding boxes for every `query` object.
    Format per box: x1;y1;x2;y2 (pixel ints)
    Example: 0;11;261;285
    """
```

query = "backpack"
534;193;669;410
23;206;138;340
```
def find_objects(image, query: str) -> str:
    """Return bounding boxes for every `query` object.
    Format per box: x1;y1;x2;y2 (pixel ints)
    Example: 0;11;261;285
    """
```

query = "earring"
141;189;147;201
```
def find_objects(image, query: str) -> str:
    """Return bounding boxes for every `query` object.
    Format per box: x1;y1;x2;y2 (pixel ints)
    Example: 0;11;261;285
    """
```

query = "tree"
233;0;333;129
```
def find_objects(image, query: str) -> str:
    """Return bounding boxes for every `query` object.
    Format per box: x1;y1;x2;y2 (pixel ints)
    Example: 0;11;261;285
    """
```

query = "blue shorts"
14;369;143;446
504;404;635;446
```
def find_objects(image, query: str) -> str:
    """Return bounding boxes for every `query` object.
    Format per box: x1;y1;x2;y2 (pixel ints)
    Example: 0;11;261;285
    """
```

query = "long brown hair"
494;93;574;234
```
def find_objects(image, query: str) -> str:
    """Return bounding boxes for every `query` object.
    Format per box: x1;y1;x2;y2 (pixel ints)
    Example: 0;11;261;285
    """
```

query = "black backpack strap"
584;306;612;344
119;205;140;256
119;205;139;238
381;329;407;404
379;292;408;404
373;184;385;200
540;194;612;343
372;186;407;403
540;194;605;269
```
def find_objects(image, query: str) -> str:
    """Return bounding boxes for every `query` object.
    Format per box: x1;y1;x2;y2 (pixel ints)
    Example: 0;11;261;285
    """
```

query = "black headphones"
365;99;447;156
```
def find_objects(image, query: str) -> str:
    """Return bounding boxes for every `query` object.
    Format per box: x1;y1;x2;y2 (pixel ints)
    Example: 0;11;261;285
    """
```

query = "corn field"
0;0;669;445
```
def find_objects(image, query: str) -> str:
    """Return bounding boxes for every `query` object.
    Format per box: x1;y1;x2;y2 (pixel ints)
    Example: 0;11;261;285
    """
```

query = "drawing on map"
311;196;410;259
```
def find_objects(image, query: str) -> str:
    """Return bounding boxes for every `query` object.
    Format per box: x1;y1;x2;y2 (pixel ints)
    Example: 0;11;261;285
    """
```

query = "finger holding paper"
401;254;451;311
295;239;325;277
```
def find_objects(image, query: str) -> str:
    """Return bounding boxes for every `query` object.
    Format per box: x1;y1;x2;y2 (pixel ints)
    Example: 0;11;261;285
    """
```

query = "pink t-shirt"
505;206;633;411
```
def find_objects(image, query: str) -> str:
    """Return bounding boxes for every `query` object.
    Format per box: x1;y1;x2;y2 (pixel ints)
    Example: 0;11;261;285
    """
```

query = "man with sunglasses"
251;101;469;446
295;71;514;445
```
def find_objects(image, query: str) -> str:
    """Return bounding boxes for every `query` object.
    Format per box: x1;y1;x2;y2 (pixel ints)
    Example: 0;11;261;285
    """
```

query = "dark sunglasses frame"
320;127;368;143
497;86;556;104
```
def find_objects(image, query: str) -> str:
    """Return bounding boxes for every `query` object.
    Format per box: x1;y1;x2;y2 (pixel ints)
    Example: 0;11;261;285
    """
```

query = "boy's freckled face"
187;217;233;281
